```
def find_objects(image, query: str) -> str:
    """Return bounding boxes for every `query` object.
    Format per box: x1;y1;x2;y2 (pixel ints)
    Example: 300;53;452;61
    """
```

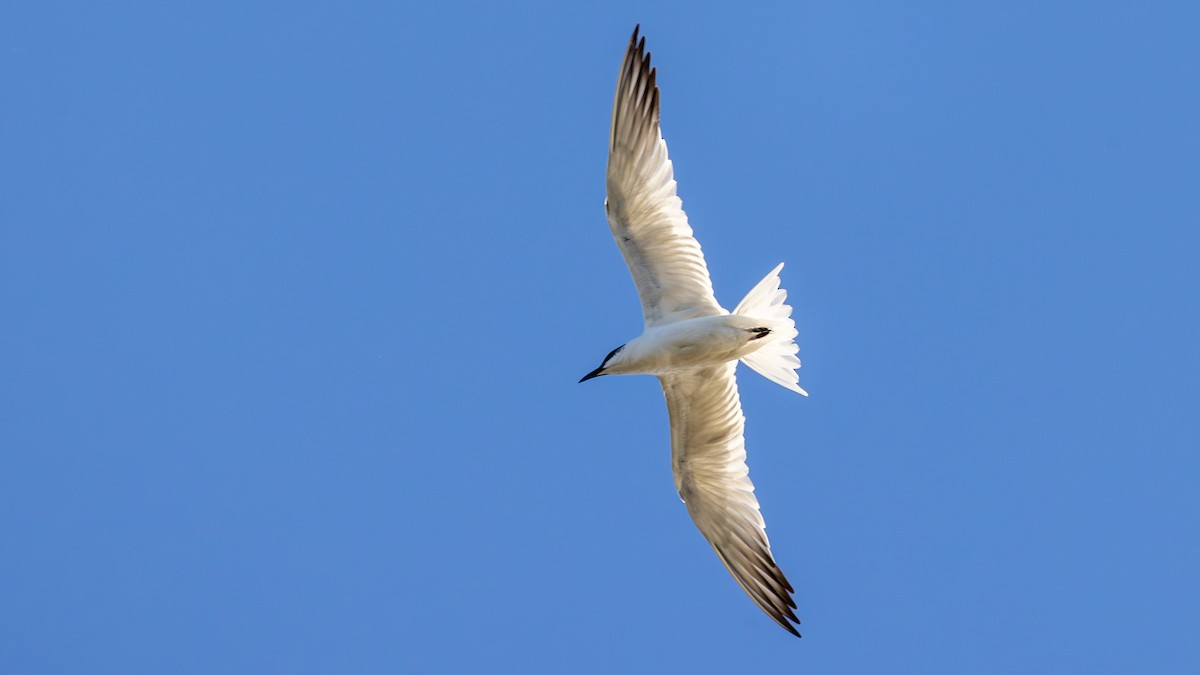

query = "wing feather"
660;364;801;636
606;27;723;327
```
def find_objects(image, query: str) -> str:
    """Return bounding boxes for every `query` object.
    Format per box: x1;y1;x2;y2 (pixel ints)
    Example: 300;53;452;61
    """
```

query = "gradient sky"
3;2;1198;673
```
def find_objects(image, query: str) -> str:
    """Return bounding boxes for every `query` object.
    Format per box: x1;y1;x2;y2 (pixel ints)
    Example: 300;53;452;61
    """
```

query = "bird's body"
581;26;809;637
601;315;774;376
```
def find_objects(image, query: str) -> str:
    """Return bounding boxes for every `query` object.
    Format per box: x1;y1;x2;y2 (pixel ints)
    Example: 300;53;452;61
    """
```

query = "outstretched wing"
660;364;801;637
606;26;723;327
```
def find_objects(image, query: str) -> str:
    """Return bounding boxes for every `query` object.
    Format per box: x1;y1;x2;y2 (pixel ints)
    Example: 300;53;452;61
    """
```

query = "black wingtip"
769;606;804;638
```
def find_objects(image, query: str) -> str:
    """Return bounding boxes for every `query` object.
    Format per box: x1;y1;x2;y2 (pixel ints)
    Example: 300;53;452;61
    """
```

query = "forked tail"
733;263;808;396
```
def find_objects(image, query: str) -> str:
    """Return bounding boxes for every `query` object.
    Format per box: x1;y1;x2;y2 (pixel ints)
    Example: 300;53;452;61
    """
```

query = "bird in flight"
579;26;808;637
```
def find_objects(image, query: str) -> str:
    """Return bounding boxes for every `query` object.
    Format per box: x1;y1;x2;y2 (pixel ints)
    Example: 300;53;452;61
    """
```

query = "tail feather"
734;263;808;396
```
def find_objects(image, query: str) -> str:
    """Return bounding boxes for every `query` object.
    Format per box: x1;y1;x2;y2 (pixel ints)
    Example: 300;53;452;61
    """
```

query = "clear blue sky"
3;2;1198;673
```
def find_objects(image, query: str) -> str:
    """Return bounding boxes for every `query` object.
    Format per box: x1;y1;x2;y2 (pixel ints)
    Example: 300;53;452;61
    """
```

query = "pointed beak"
579;366;605;383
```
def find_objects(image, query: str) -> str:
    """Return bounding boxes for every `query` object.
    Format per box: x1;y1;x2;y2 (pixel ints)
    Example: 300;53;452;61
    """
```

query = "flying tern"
579;27;809;637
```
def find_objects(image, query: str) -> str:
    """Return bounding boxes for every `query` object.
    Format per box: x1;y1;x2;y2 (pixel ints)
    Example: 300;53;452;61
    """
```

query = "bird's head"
579;344;626;383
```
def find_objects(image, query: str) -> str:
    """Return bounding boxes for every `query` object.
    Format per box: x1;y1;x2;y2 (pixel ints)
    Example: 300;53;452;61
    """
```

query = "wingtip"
776;608;803;638
628;24;647;62
770;608;803;638
629;23;643;48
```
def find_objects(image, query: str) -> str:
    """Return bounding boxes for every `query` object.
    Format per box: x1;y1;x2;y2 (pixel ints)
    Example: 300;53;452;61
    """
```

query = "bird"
579;26;809;638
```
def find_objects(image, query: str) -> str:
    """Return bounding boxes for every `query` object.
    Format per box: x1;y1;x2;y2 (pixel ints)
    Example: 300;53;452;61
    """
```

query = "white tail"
734;263;808;396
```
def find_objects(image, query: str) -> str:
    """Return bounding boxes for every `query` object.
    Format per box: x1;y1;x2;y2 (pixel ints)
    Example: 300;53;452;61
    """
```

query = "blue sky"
2;2;1198;672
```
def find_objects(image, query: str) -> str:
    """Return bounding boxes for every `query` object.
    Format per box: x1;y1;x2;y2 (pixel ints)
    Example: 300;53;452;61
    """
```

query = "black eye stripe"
603;344;626;365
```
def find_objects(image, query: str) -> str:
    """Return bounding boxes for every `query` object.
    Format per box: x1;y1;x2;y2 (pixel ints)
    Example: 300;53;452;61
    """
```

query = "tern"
580;26;808;637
